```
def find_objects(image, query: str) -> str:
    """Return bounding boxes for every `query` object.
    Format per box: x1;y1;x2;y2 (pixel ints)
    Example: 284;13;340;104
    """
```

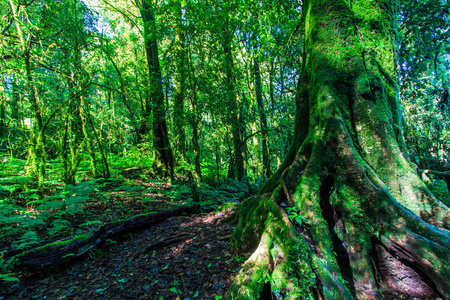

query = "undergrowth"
0;153;254;284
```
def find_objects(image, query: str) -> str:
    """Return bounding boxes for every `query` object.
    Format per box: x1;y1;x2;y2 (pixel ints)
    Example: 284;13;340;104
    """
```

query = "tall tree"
222;16;246;181
251;12;271;178
7;0;47;180
226;0;450;299
140;0;174;178
172;0;187;163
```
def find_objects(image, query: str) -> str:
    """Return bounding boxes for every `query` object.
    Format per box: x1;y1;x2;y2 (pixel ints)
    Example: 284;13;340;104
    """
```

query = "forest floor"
0;168;251;300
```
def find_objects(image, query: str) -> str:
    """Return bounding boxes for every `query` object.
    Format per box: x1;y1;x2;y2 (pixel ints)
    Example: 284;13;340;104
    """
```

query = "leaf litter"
0;171;249;300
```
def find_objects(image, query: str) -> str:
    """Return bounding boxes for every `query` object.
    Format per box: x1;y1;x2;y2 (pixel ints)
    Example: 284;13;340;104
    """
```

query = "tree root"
225;123;450;299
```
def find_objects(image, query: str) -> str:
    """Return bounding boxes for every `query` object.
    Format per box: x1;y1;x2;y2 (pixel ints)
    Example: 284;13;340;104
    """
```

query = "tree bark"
60;88;84;185
225;0;450;299
0;99;5;138
141;0;174;179
254;56;271;178
191;99;202;181
173;1;187;162
186;46;202;180
79;93;97;177
24;49;46;181
222;19;246;182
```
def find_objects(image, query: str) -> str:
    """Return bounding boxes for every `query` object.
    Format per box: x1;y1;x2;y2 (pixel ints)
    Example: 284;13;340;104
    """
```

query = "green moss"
215;202;239;214
229;195;272;252
227;195;317;299
14;232;91;259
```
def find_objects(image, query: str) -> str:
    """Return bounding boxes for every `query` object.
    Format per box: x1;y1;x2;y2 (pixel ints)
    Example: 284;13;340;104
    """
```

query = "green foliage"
0;0;449;296
0;273;20;283
48;219;72;237
108;152;153;174
167;179;249;211
0;158;27;177
12;231;41;250
286;207;307;226
400;0;450;176
0;250;19;283
0;251;19;283
426;179;450;207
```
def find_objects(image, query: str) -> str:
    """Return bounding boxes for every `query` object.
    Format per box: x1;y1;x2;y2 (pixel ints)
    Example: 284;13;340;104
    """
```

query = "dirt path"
1;210;247;300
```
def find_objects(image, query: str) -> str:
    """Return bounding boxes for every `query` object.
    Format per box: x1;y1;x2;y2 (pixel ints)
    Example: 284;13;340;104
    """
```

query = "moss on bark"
225;0;450;299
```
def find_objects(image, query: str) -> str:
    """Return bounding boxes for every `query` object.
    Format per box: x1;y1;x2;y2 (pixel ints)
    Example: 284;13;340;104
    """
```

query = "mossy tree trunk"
80;93;97;177
173;0;187;163
226;0;450;299
253;33;271;178
0;96;5;138
25;49;46;181
222;18;246;182
141;0;174;179
8;0;45;180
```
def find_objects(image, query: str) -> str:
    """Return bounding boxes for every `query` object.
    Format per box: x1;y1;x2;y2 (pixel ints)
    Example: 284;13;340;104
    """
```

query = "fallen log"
10;206;195;268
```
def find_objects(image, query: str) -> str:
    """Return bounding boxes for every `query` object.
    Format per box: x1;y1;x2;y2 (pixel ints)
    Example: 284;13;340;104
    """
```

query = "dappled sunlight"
1;0;449;298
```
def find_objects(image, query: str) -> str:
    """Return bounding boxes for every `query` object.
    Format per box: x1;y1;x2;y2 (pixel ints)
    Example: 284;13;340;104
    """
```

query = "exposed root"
226;114;450;299
226;195;317;299
374;242;441;298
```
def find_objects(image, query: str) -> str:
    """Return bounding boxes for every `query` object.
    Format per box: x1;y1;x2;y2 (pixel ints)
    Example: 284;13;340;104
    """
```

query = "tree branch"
419;169;450;177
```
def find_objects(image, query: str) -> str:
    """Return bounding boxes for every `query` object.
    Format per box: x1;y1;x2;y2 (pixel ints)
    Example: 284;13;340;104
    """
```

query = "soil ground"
0;171;249;300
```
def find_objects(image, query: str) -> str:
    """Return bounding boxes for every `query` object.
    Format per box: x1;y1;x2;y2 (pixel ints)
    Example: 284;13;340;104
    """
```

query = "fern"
12;231;41;250
48;219;72;236
79;220;103;227
0;273;20;283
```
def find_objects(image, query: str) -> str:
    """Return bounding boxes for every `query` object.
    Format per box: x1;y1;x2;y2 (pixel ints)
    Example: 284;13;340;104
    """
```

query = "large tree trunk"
225;0;450;299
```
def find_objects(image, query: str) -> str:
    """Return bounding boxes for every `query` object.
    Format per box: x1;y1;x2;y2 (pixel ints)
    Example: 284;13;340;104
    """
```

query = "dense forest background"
0;0;449;186
1;0;450;297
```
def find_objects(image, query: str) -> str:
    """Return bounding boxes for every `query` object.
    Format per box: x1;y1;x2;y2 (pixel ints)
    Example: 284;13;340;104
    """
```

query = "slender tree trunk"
133;48;150;145
11;76;20;124
137;92;151;145
61;115;73;185
173;1;187;162
215;140;221;184
141;0;174;179
86;112;110;179
79;94;97;177
7;76;22;157
60;94;83;185
0;100;5;138
24;49;46;181
226;0;450;299
186;44;202;180
254;57;271;178
60;111;78;185
269;57;276;109
191;91;202;181
105;50;139;145
222;20;245;181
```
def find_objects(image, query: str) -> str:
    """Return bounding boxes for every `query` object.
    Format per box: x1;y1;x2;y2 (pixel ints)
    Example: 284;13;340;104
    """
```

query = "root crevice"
375;242;443;299
319;176;356;297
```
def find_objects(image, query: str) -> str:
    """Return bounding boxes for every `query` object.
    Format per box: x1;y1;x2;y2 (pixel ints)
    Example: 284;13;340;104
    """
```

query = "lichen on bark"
225;0;450;299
